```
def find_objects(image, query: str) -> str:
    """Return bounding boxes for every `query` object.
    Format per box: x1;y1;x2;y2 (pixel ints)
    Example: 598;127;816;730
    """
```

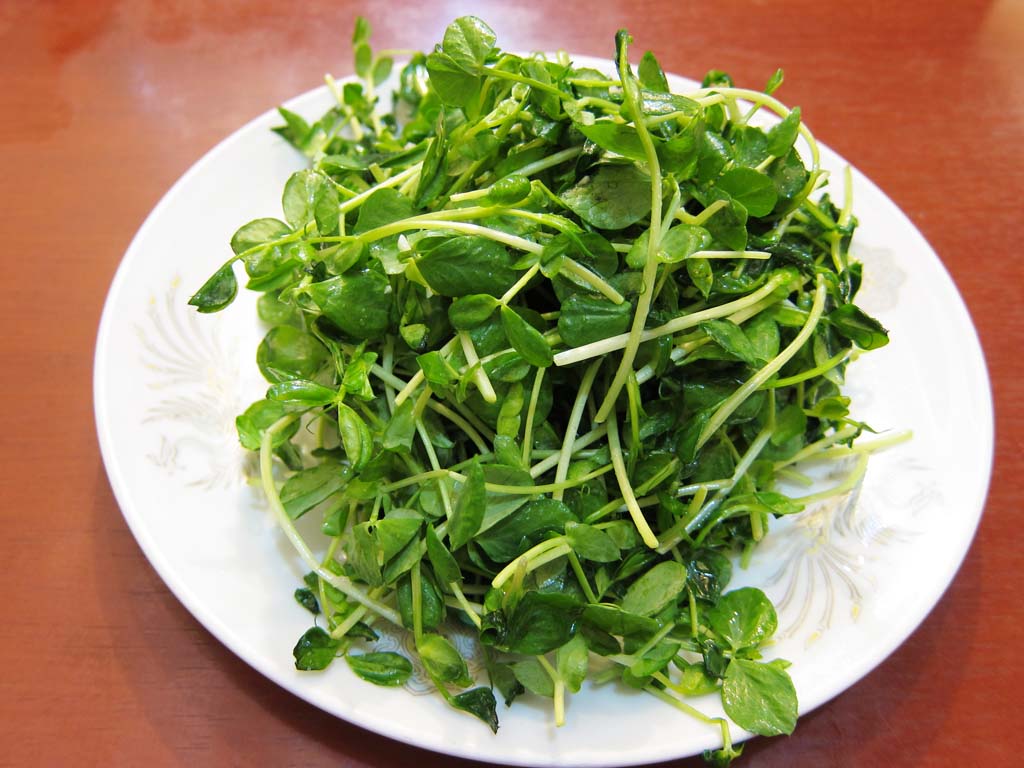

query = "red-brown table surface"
2;1;1021;765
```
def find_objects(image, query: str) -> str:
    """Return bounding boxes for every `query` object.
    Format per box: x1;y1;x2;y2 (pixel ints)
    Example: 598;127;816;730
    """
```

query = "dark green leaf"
558;294;633;347
257;326;329;383
281;462;350;520
267;379;338;408
827;304;889;349
294;588;320;615
188;263;238;313
621;561;688;617
700;319;764;366
767;106;801;157
560;164;652;229
449;461;486;550
564;521;620;562
425;524;461;584
716;168;778;218
706;587;778;651
449;294;499;330
450;687;499;733
308;270;392;340
504;591;582;655
638;51;669;93
346;651;414;686
382;399;416;452
293;627;339;670
417;236;518;297
500;305;552;367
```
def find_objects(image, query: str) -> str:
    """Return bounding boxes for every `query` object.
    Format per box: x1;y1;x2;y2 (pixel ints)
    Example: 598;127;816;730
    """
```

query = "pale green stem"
338;164;422;214
560;258;625;303
606;411;660;548
529;425;608;478
500;262;541;304
595;42;664;424
695;275;826;451
448;582;483;628
260;417;401;626
554;273;790;367
552;360;601;501
521;367;546;465
459;332;497;403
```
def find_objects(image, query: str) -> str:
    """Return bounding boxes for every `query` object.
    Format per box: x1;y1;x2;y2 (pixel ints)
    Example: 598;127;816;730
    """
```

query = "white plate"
94;58;993;766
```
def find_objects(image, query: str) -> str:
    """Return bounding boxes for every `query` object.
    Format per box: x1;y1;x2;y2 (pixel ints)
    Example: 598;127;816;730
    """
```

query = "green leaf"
282;169;339;234
293;588;320;615
722;658;798;736
397;567;446;628
767;106;801;157
281;462;349;520
700;319;764;366
560;164;652;229
621;561;688;617
449;461;486;550
382;399;416;452
344;522;382;585
687;257;714;299
417;236;518;297
504;591;582;655
638;51;669;93
336;403;373;471
293;627;339;670
372;55;393;86
511;658;554;698
375;516;423;563
449;294;499;330
772;404;807;446
425;524;461;584
558;294;633;347
441;16;496;71
417;633;472;686
188;263;238;313
235;399;300;451
256;326;329;383
703;190;748;250
425;51;481;110
487;175;531;205
354;42;372;78
581;604;661;637
346;652;414;686
267;379;338;408
574;121;646;162
308;270;392;340
706;587;778;651
353;188;416;234
476;498;574;562
500;305;552;367
715;168;778;218
230;218;292;255
564;521;620;562
556;633;589;693
450;687;499;733
352;16;370;44
765;68;785;95
827;304;889;349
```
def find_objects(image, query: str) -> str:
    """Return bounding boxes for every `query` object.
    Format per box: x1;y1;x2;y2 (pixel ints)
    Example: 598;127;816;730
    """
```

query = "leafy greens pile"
190;16;892;765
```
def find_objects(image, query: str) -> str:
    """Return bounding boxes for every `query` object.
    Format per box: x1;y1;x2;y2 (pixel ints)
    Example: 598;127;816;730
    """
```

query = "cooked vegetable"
191;15;897;764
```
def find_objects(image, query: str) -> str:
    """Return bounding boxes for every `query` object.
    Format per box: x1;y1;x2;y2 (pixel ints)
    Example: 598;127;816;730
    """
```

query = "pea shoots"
190;16;894;765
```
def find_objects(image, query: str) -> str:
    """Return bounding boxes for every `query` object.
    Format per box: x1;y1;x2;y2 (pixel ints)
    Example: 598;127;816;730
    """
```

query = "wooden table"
2;1;1020;765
